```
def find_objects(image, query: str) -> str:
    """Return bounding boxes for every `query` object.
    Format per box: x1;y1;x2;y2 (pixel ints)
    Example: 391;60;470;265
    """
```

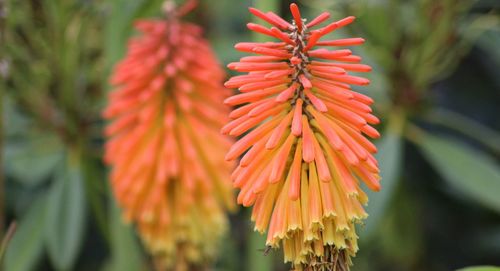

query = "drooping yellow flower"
223;4;380;270
103;1;234;269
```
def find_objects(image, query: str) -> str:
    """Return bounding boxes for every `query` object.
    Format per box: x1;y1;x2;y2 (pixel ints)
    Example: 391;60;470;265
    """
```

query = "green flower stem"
71;141;110;245
404;122;426;144
0;222;17;265
0;0;6;237
387;107;407;135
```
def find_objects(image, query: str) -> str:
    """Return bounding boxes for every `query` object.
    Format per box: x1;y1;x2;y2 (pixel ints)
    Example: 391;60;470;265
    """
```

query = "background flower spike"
224;3;380;271
104;1;235;269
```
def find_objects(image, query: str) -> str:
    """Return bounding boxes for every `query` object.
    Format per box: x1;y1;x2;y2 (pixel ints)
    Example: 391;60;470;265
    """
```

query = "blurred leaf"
215;233;239;271
461;15;500;56
211;35;248;66
457;267;500;271
417;132;500;213
106;200;143;271
349;1;401;72
362;127;403;238
357;5;400;51
424;108;500;154
473;226;500;253
478;28;500;65
81;157;110;245
45;156;87;270
4;196;48;271
246;228;273;271
356;184;423;268
474;0;500;8
376;186;423;265
104;0;163;71
476;27;500;85
4;133;63;186
3;98;31;138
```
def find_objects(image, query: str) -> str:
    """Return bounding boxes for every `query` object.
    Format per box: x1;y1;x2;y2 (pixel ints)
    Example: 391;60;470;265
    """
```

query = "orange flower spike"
104;1;234;269
224;3;380;271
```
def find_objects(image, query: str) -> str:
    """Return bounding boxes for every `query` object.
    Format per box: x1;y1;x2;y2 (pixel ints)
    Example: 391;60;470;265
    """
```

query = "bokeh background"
1;0;500;270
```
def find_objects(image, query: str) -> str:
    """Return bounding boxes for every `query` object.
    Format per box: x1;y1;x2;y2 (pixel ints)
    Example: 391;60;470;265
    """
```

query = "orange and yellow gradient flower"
103;1;234;269
223;4;380;270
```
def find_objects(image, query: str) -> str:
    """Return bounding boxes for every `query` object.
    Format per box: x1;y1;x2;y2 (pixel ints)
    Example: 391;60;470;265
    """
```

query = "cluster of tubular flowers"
223;4;380;271
103;1;234;270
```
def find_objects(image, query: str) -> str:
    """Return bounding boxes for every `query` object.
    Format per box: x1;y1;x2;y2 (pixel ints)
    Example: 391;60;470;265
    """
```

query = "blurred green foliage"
1;0;499;270
458;267;500;271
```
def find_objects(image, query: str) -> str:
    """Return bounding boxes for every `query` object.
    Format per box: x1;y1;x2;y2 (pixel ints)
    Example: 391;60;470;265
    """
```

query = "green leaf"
45;158;87;270
362;129;403;238
104;0;163;71
457;267;500;271
416;132;500;213
375;186;423;264
215;233;239;271
477;28;500;66
106;199;143;271
246;204;274;271
473;226;500;252
246;229;273;271
359;6;399;50
4;133;63;186
4;196;48;271
424;108;500;155
462;16;500;63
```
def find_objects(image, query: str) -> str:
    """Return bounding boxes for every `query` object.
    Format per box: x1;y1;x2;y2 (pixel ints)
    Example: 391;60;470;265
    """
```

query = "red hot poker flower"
103;1;234;269
223;4;380;271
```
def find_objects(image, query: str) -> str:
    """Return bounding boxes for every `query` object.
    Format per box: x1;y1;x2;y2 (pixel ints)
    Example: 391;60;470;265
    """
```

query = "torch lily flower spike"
104;0;235;269
223;3;380;271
